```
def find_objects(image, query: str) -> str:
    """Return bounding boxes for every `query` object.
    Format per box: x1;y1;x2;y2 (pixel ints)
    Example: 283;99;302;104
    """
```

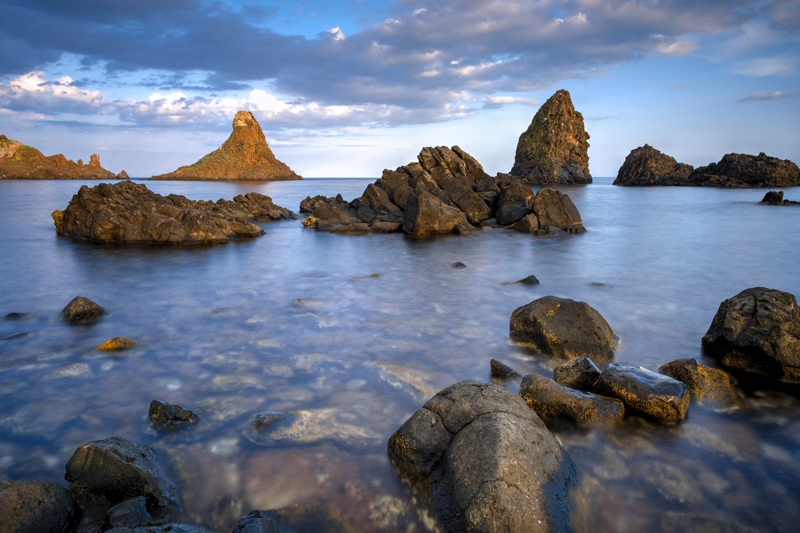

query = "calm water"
1;177;799;531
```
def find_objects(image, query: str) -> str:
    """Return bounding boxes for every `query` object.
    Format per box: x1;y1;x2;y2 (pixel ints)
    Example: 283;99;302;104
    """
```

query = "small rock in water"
61;296;105;323
519;373;625;427
452;261;467;268
517;275;540;285
490;358;520;379
96;337;136;351
3;312;27;321
149;400;199;430
658;357;739;405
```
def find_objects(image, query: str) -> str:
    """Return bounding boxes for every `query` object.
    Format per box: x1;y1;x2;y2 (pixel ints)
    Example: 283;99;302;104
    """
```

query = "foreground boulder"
0;480;81;532
702;287;800;380
388;381;575;532
53;181;294;244
760;191;799;205
65;436;181;518
594;364;690;424
613;144;694;186
688;152;800;188
61;296;105;323
510;296;617;363
302;145;585;235
509;89;592;184
151;111;301;181
519;374;624;427
658;358;739;405
1;134;118;180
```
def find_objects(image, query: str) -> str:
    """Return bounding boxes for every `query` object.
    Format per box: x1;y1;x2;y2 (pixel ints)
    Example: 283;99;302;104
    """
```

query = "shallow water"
1;177;799;531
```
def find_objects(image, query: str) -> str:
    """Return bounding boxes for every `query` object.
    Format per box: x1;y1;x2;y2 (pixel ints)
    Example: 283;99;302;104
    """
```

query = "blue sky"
0;0;798;177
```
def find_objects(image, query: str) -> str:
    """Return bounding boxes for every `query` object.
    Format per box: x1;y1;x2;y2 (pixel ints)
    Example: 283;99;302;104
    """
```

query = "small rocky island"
301;145;585;235
151;111;301;181
0;134;125;180
615;146;800;187
52;181;294;244
507;89;592;184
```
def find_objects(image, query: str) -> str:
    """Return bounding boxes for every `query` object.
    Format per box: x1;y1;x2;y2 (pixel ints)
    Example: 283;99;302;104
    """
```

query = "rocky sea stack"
0;134;122;180
509;89;591;184
688;152;800;188
614;144;693;186
152;111;301;181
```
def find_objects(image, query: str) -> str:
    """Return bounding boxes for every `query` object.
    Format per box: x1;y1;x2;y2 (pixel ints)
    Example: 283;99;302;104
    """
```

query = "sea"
0;177;798;531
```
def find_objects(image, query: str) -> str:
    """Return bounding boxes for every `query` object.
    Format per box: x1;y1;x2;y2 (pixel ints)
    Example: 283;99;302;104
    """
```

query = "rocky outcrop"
658;358;739;405
613;144;693;186
594;364;690;424
0;134;118;179
388;381;575;532
688;152;800;188
509;89;591;184
302;146;585;235
510;296;617;363
151;111;301;181
519;373;624;427
61;296;105;323
760;191;799;205
52;181;294;244
149;400;199;430
702;287;800;381
0;480;81;532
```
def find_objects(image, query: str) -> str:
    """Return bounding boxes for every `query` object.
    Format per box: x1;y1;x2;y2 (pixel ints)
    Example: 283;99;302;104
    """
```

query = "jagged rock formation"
0;134;118;179
509;89;591;184
613;144;694;185
687;152;800;188
761;191;799;205
52;181;294;244
151;111;301;181
301;146;585;235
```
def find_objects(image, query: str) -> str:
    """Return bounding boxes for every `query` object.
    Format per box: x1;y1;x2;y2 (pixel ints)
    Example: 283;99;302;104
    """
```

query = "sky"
0;0;798;178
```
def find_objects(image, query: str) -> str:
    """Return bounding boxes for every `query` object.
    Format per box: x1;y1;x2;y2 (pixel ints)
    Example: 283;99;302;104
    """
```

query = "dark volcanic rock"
53;181;294;245
1;134;118;180
519;373;624;427
494;179;534;225
65;436;181;517
613;144;694;186
149;400;199;430
701;287;800;380
688;152;800;188
61;296;105;323
553;357;602;391
510;89;591;184
106;496;151;528
151;111;301;181
403;188;470;235
594;364;690;423
658;358;739;405
0;479;81;533
532;188;585;233
388;381;575;532
489;358;520;379
760;190;799;205
510;296;617;363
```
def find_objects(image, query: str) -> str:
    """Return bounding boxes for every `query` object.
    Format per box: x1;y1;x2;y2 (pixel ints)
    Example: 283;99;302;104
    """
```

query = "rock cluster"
760;190;799;205
52;180;294;245
613;144;693;185
302;146;585;235
152;111;301;181
0;134;123;179
509;89;591;184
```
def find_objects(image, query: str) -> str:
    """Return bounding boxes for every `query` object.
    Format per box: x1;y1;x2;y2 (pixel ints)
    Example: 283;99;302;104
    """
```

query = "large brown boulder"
510;89;591;184
532;187;585;233
0;135;117;180
388;381;575;532
152;111;301;181
0;480;81;533
510;296;617;363
53;181;294;245
402;188;470;235
613;144;694;186
688;152;800;188
701;287;800;380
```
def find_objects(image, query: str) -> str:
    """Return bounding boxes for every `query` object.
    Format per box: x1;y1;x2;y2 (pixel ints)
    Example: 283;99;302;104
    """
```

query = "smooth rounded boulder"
702;287;800;380
388;381;575;532
0;480;81;533
510;296;617;363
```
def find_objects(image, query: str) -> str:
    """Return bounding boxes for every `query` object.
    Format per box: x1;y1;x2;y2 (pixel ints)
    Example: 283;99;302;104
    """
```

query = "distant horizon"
1;0;798;177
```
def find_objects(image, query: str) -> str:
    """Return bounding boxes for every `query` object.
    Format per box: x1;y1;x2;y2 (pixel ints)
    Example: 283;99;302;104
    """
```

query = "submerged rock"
53;181;294;245
594;364;690;424
688;152;800;188
61;295;105;323
613;144;693;186
760;190;799;205
388;381;576;532
149;400;199;430
702;287;800;381
0;480;81;532
519;373;624;427
509;89;591;184
244;408;381;447
510;296;617;363
151;111;301;181
3;312;27;321
658;358;739;405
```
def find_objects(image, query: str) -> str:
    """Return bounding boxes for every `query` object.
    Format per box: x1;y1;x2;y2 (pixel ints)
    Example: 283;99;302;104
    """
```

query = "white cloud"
2;71;107;110
653;39;698;56
734;57;795;76
737;90;798;103
327;27;346;41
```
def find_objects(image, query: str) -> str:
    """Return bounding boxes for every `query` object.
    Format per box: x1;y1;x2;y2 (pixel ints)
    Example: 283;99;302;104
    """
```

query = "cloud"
0;71;110;114
734;57;796;76
737;90;799;103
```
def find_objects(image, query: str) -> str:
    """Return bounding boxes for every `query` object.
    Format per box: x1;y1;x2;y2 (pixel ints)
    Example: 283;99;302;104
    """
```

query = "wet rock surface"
613;144;694;186
510;89;592;184
520;373;625;427
594;364;690;424
61;296;105;323
510;296;617;363
760;190;799;205
302;145;585;235
149;401;199;430
658;358;739;405
702;287;800;381
388;380;576;532
553;357;602;391
0;479;81;533
53;181;294;245
244;408;381;447
489;358;520;379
